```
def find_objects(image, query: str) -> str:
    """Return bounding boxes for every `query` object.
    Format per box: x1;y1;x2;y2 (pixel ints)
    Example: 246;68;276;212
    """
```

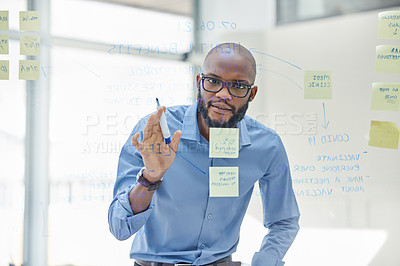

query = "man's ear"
249;86;258;101
196;74;201;90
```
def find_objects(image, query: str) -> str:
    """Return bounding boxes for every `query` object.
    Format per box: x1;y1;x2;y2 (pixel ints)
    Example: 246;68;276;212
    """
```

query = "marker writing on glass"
155;98;206;174
156;98;171;144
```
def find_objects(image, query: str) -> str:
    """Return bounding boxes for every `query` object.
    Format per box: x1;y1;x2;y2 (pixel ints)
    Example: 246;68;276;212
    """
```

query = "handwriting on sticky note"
20;35;40;55
0;35;8;54
209;167;239;197
19;60;39;80
20;11;40;31
378;11;400;40
368;121;399;149
371;82;400;111
304;71;332;99
0;60;9;80
0;11;8;30
375;45;400;74
209;128;239;158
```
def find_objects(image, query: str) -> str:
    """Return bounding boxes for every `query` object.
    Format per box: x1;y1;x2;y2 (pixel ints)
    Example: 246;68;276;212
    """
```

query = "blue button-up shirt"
108;102;300;266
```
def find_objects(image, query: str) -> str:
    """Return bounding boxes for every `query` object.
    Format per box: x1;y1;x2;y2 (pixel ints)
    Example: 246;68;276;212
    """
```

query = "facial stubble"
196;90;250;128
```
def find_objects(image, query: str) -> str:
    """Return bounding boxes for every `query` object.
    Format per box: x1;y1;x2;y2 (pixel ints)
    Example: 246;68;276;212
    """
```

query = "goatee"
196;90;250;128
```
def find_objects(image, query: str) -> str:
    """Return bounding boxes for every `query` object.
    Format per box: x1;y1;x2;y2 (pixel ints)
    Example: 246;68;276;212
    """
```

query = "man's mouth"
210;103;233;114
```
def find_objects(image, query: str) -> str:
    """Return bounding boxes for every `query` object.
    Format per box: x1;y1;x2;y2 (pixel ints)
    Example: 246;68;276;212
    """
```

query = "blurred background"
1;0;400;265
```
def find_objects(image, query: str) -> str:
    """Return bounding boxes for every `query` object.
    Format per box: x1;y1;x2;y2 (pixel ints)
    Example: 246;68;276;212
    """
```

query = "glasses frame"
200;73;254;98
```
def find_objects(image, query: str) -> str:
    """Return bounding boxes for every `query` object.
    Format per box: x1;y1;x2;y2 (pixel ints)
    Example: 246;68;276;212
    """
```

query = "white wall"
199;1;400;265
260;8;400;266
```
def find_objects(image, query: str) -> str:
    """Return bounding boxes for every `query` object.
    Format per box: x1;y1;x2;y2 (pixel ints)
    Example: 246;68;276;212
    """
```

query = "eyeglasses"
200;73;254;98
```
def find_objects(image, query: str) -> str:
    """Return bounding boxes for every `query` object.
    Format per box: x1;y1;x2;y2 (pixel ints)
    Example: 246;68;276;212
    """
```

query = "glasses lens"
230;84;249;97
202;76;250;98
203;77;222;92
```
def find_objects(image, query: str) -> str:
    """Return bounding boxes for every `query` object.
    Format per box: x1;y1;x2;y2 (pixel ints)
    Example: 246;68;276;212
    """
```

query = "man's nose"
214;84;232;101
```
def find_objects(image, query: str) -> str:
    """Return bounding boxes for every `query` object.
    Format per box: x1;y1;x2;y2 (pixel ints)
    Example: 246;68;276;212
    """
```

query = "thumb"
170;130;182;153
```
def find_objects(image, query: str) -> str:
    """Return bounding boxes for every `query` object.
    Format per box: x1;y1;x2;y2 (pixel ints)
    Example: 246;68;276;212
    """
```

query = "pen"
155;98;205;174
156;98;171;144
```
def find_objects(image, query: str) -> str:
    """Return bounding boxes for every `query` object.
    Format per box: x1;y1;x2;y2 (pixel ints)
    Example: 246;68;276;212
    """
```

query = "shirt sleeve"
251;135;300;266
108;118;156;241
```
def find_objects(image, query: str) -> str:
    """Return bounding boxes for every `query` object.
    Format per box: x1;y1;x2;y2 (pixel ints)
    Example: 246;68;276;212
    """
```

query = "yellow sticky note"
209;167;239;197
20;35;40;55
368;121;399;149
375;45;400;74
0;11;9;30
0;35;8;54
19;11;40;31
209;127;239;158
304;70;332;99
378;11;400;40
371;82;400;111
0;60;9;80
19;60;39;80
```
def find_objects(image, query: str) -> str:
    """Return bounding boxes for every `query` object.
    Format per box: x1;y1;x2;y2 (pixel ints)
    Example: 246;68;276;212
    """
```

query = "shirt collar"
181;101;252;148
237;118;251;148
181;102;201;141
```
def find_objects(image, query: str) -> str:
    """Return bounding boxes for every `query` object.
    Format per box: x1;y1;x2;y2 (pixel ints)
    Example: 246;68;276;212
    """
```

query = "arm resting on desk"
251;216;299;266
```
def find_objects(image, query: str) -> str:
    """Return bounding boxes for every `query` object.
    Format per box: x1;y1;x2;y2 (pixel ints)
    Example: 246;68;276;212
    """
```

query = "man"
108;43;300;266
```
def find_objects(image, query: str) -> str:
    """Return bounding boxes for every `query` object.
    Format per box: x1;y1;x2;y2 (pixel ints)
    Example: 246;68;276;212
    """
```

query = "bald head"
203;43;257;83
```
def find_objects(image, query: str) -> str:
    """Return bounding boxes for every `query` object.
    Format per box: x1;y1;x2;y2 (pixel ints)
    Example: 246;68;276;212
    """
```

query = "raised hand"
131;106;182;182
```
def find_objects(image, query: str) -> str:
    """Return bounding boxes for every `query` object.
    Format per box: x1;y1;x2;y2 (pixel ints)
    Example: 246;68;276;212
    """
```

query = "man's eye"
208;78;219;84
232;83;247;90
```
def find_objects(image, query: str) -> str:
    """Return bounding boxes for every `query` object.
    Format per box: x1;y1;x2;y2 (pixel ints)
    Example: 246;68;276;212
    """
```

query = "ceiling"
93;0;194;17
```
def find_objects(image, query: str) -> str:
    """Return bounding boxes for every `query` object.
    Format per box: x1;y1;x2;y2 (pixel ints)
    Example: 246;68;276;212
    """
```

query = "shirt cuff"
116;183;155;229
252;252;285;266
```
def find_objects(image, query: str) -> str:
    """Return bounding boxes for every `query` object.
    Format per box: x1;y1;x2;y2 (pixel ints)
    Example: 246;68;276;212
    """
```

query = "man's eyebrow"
206;73;222;79
206;73;249;83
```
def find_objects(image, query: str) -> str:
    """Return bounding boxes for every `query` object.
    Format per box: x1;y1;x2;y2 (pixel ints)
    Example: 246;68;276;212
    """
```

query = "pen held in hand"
155;98;205;175
156;98;171;144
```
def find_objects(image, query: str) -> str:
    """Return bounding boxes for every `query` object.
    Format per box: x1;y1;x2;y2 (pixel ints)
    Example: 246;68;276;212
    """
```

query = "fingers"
143;114;156;140
142;106;166;141
131;132;142;150
170;130;182;153
156;106;166;116
135;105;175;156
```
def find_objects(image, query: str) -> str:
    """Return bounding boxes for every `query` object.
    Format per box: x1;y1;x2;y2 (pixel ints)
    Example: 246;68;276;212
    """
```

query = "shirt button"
207;214;212;219
200;244;206;249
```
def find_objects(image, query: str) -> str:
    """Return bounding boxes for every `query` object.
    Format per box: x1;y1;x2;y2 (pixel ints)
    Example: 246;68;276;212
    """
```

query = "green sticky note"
209;127;239;158
368;121;399;149
375;45;400;74
19;60;39;80
209;167;239;197
0;35;8;54
20;35;40;55
371;82;400;111
0;11;9;30
0;60;9;80
19;11;40;31
378;11;400;40
304;70;332;99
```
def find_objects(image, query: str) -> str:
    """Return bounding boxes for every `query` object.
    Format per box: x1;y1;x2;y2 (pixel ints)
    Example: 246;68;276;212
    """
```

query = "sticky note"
304;70;332;99
0;11;8;30
375;45;400;74
19;60;39;80
371;82;400;111
20;35;40;55
209;127;239;158
0;60;9;80
378;11;400;40
19;11;40;31
209;167;239;197
0;35;8;54
368;121;399;149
